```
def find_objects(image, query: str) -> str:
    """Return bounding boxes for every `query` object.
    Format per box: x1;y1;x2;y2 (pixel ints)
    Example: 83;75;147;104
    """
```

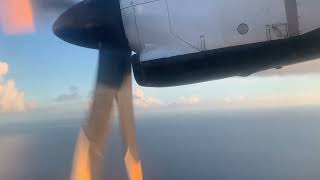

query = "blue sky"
1;18;320;120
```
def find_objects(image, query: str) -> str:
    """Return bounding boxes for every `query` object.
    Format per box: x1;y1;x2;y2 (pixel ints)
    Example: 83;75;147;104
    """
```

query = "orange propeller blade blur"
125;149;144;180
0;0;35;34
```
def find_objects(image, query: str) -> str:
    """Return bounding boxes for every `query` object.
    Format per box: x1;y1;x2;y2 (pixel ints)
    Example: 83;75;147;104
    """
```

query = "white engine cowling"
121;0;320;87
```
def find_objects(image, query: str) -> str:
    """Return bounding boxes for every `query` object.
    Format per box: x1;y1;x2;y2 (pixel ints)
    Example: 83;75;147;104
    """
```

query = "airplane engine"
123;0;320;87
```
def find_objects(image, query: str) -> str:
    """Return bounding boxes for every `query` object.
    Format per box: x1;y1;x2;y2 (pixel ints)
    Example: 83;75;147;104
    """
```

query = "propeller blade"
0;0;76;35
71;45;138;180
0;0;35;34
116;64;143;180
71;86;116;180
53;0;143;179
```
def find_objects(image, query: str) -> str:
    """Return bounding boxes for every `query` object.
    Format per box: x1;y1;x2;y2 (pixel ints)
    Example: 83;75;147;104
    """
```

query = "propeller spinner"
53;1;143;180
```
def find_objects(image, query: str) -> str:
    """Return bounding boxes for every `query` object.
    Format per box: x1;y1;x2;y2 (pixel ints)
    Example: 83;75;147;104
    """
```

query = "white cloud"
172;96;201;106
0;61;32;113
216;91;320;109
133;88;162;108
0;62;8;77
256;60;320;76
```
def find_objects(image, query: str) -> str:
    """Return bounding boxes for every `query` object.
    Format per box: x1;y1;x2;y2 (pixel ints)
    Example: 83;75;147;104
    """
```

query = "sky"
1;7;320;121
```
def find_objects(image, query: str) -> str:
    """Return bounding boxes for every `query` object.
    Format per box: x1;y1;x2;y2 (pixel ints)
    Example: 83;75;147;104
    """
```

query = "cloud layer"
256;60;320;76
133;88;162;108
172;96;201;106
0;62;29;113
133;88;202;109
219;92;320;109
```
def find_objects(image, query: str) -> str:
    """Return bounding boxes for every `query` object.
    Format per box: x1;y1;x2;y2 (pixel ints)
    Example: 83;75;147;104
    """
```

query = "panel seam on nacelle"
132;6;143;52
164;0;201;52
121;0;162;10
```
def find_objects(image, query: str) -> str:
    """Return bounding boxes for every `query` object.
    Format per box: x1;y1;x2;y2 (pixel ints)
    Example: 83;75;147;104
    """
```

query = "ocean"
1;107;320;180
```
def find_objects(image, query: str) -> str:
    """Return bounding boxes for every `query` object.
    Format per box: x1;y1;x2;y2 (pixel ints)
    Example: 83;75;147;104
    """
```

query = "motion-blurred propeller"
0;0;35;34
0;0;76;34
53;0;143;180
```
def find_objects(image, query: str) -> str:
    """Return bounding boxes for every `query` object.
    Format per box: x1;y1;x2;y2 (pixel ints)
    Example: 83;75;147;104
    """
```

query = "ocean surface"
1;107;320;180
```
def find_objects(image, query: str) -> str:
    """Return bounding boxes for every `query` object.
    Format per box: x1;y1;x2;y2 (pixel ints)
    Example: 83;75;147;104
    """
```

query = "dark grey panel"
284;0;300;36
